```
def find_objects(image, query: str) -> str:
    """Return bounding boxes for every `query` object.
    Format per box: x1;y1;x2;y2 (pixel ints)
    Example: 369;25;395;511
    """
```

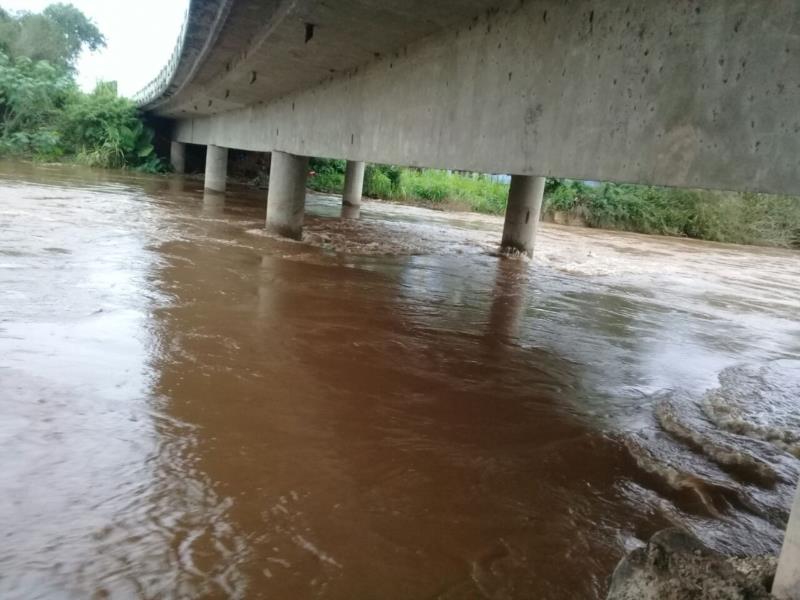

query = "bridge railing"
132;5;190;106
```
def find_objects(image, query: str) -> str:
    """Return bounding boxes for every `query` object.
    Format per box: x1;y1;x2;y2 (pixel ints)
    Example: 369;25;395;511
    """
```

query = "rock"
607;528;777;600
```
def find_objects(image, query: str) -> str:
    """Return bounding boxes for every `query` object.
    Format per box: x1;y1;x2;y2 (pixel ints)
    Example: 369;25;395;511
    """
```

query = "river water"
0;160;798;599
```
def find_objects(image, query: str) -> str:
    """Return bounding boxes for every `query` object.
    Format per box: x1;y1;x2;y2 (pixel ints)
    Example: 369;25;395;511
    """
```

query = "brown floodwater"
1;160;799;599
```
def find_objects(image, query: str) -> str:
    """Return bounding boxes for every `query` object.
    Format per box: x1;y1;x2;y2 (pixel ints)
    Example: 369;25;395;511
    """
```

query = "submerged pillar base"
500;174;545;258
170;141;186;174
204;144;228;192
342;160;366;218
266;151;309;240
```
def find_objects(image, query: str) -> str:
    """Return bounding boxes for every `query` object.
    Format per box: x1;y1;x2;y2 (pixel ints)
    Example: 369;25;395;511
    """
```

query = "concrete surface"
774;482;800;599
204;144;228;192
141;0;800;196
501;175;545;257
266;150;308;239
342;160;365;210
170;141;186;174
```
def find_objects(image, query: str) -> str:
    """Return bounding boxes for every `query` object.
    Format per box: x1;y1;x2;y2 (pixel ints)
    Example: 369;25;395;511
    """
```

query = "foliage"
542;181;800;248
308;158;345;192
309;159;799;248
0;4;161;172
0;52;71;156
0;3;105;71
308;161;508;214
62;82;159;170
395;169;508;213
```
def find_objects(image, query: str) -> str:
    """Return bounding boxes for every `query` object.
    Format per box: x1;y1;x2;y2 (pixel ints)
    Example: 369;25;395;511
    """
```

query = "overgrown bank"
0;5;161;171
308;159;800;249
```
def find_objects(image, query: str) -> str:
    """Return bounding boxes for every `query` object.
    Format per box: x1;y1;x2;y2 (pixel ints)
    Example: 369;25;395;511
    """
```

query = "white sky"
0;0;189;97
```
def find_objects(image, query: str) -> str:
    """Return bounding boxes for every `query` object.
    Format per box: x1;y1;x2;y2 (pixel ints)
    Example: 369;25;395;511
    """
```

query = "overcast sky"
1;0;189;97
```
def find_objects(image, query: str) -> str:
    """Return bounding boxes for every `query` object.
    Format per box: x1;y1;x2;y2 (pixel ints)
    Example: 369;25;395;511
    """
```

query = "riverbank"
306;160;800;250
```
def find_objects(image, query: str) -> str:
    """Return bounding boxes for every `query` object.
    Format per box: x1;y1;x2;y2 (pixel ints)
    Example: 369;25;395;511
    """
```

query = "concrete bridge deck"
141;0;799;193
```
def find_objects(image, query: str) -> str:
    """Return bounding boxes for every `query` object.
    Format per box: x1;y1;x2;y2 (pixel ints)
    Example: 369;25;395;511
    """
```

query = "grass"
306;159;800;249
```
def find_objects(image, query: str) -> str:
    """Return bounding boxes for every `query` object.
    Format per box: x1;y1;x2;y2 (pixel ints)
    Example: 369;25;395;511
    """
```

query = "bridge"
136;0;799;255
136;7;800;592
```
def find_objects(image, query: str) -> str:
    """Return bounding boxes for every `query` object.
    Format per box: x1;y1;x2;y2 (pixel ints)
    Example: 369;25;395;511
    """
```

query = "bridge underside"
154;0;800;196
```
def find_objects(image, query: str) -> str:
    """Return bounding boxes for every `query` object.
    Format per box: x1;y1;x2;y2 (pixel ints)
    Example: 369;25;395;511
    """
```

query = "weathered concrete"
774;481;800;599
204;144;228;192
501;175;545;257
266;151;308;240
145;0;800;196
342;160;365;217
170;141;186;174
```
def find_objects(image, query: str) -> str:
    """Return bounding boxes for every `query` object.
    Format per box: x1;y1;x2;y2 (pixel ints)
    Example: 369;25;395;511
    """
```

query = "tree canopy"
0;3;105;71
0;4;161;171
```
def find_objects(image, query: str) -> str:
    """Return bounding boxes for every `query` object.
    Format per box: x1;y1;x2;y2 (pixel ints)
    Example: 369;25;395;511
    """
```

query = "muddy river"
1;161;798;599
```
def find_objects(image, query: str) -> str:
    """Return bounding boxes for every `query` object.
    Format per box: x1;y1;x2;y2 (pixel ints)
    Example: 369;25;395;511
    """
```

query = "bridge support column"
266;150;309;240
342;160;366;218
500;175;545;258
204;145;228;192
774;480;800;598
170;141;186;174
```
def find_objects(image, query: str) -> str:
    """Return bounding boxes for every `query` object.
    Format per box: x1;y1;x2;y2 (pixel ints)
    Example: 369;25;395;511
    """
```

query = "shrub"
61;82;159;170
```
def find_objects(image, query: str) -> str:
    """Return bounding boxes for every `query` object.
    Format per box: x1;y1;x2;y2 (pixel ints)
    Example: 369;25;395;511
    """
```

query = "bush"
541;180;800;248
364;165;397;198
307;157;345;193
0;52;71;158
61;82;160;170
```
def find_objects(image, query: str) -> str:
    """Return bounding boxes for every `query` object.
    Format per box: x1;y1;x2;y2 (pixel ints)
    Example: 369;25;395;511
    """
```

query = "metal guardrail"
132;5;190;106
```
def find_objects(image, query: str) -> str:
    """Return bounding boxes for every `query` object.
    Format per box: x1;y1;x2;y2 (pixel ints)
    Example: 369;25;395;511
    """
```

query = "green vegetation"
0;4;161;171
309;160;800;248
544;180;800;248
310;159;508;212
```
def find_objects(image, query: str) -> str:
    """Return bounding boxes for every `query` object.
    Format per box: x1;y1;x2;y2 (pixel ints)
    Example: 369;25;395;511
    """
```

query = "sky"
1;0;189;97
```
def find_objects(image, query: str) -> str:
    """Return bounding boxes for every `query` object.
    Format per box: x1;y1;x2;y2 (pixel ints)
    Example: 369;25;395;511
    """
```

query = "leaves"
0;3;105;71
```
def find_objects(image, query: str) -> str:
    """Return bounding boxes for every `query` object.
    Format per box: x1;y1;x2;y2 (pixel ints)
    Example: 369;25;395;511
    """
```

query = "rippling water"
0;160;798;599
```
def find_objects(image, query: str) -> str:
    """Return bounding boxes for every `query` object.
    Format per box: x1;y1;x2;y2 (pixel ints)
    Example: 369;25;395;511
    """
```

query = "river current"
0;161;798;599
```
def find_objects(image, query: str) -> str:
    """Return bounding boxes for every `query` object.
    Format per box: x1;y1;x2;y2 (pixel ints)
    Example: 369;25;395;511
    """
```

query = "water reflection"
201;189;226;217
487;259;529;343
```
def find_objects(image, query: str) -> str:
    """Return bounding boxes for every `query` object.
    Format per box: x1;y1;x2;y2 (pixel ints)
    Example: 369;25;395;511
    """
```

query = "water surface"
1;161;798;599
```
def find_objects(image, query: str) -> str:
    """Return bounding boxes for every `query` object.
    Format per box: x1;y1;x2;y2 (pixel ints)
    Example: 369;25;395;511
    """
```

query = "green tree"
0;3;105;70
0;51;71;155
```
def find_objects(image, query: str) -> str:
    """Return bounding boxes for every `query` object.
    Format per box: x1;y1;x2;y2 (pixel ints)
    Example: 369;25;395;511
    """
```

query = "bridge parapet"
133;7;188;106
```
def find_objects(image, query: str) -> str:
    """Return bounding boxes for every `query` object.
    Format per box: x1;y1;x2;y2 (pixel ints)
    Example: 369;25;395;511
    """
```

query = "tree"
0;3;105;71
0;51;72;154
42;4;105;65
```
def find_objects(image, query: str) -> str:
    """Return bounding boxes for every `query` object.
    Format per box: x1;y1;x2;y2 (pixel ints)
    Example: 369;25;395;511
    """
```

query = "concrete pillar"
266;150;309;240
204;144;228;192
500;175;545;258
342;160;366;218
774;481;800;599
170;141;186;174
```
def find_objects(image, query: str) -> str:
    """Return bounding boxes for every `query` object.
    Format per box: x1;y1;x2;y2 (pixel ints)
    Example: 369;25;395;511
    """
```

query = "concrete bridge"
136;0;800;594
137;0;799;256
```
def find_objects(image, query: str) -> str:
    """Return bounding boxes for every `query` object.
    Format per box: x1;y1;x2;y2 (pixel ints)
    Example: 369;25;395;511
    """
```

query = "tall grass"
309;160;508;213
306;160;800;248
546;181;800;248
